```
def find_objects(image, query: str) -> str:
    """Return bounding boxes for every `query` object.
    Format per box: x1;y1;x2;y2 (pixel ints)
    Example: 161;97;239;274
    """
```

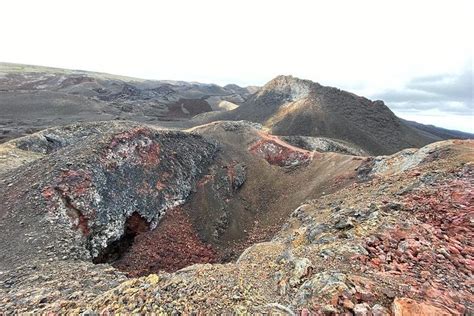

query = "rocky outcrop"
249;132;314;167
281;135;368;156
0;121;218;265
392;298;451;315
41;126;217;258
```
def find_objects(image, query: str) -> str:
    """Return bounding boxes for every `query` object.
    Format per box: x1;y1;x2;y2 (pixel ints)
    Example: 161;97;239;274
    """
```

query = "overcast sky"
1;0;472;132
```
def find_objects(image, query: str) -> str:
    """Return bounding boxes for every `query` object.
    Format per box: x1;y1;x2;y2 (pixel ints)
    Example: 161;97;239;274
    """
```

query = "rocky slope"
194;76;472;155
0;120;367;312
0;63;255;142
103;138;469;315
0;119;472;314
1;65;473;315
280;135;368;156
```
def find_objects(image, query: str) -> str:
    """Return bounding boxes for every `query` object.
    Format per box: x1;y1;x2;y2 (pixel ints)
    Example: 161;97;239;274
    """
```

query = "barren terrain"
0;64;472;314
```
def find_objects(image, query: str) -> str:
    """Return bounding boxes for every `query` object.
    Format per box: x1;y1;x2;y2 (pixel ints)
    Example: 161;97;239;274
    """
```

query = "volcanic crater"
2;66;473;314
1;120;359;280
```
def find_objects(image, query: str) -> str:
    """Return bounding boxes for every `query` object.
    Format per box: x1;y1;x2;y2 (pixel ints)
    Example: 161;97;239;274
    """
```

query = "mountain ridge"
194;75;472;155
0;62;256;142
2;63;471;156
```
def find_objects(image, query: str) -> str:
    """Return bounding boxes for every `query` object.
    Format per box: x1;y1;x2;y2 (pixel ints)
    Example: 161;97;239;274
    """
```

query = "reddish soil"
113;207;217;277
126;212;150;234
360;169;474;314
249;131;313;167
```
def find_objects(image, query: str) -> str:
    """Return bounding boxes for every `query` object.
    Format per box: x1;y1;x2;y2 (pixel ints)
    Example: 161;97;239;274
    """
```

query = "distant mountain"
401;119;473;140
0;62;254;142
1;64;471;154
194;75;471;155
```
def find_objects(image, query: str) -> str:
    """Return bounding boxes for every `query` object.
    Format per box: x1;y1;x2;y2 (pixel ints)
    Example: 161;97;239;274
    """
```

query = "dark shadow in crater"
92;212;149;264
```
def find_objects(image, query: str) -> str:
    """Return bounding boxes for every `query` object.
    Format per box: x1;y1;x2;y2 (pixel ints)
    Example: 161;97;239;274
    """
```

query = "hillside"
0;120;365;312
401;119;474;140
194;75;472;155
2;64;471;156
0;120;472;314
0;62;254;142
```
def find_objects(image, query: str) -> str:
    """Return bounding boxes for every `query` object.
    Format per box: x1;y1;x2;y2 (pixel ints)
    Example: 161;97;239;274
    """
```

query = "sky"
1;0;473;132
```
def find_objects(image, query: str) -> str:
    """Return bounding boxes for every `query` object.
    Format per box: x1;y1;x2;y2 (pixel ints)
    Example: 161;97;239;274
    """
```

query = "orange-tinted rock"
392;298;451;316
249;132;313;167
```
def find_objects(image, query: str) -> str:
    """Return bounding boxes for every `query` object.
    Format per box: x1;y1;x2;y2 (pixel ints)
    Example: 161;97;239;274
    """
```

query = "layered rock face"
0;121;218;265
40;127;218;259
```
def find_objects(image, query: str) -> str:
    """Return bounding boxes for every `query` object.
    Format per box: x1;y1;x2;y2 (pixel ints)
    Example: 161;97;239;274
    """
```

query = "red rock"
300;308;310;316
394;263;408;272
248;132;313;167
330;293;340;305
112;207;218;276
424;287;443;299
371;258;382;266
41;186;55;200
342;298;355;310
447;246;461;255
419;270;430;279
392;298;450;316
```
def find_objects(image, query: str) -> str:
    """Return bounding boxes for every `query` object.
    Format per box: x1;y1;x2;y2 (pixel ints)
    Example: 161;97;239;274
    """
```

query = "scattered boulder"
353;303;371;316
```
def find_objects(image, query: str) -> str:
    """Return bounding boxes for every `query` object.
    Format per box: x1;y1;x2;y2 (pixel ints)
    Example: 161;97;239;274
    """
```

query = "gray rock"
293;272;348;307
353;303;371;316
334;217;355;230
372;304;390;316
289;257;312;287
